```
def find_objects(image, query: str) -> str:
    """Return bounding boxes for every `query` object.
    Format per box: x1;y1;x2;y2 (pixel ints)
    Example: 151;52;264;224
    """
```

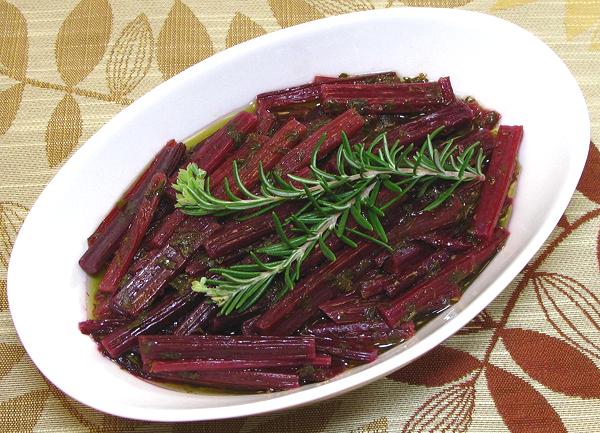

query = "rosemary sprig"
178;129;485;314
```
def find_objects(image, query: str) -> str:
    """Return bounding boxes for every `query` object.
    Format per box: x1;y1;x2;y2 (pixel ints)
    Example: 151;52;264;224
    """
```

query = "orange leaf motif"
0;83;24;135
106;14;153;98
0;279;6;311
0;343;25;379
0;0;28;79
486;364;567;433
269;0;325;28
533;272;600;361
45;94;83;167
502;327;600;398
156;0;214;80
0;389;49;433
173;418;246;433
401;377;475;433
577;141;600;204
388;345;481;387
0;201;28;272
55;0;112;86
310;0;374;15
225;13;266;48
248;399;341;433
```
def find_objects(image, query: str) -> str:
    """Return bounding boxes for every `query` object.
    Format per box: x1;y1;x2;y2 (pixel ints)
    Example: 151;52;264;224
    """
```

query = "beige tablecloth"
1;1;599;432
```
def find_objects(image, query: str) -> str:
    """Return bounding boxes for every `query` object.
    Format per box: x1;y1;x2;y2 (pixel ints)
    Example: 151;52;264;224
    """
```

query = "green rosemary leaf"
319;236;337;262
350;199;373;231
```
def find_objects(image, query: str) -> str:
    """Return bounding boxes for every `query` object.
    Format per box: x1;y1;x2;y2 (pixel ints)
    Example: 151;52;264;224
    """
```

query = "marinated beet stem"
87;140;183;247
472;125;523;240
99;173;166;293
379;229;509;327
138;335;316;363
78;318;129;336
319;294;385;324
385;248;453;298
148;356;331;373
384;242;432;274
313;71;399;84
111;216;221;316
386;101;474;146
454;128;495;155
173;301;217;336
214;118;307;198
305;320;415;346
275;109;365;176
152;370;299;391
79;140;185;275
315;337;378;363
320;77;455;114
101;291;199;358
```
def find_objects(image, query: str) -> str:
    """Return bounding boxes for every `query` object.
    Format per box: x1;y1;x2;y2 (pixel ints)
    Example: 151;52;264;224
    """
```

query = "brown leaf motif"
310;0;374;15
486;364;567;433
269;0;325;28
388;345;481;387
0;0;28;78
502;327;600;398
248;399;341;433
577;141;600;204
533;272;600;361
45;94;83;167
353;416;388;433
400;0;473;7
0;83;24;135
0;389;49;433
55;0;112;86
0;343;25;379
401;377;476;433
0;201;28;272
157;0;214;80
106;14;153;98
226;12;266;48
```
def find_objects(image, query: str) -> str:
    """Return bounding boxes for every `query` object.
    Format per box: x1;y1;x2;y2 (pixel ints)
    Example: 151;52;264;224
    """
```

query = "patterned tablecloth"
1;0;599;432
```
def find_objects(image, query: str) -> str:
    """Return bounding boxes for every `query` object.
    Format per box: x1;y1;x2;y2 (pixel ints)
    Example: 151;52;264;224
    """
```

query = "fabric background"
1;0;599;432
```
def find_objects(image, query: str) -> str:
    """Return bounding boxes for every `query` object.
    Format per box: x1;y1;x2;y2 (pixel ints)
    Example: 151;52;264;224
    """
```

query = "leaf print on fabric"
353;417;388;433
157;0;214;80
0;343;25;379
565;0;600;39
172;418;245;433
0;280;7;311
0;389;49;433
248;399;341;433
0;83;24;135
0;0;28;79
486;364;567;433
400;0;473;7
310;0;374;15
388;345;481;387
0;202;28;272
533;272;600;361
577;142;600;204
492;0;535;10
55;0;112;86
401;377;476;433
502;327;600;398
225;12;266;48
45;94;82;167
106;14;153;99
269;0;324;28
592;25;600;50
457;309;496;335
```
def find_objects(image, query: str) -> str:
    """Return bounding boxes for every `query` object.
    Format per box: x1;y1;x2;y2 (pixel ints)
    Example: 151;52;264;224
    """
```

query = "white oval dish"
8;8;589;422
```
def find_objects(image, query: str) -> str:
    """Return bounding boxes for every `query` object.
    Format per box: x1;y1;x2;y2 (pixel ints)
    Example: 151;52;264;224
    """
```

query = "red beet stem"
214;118;307;197
321;77;454;114
306;320;415;346
315;337;378;363
385;248;453;298
386;101;474;146
111;216;220;316
275;109;365;176
148;355;331;373
100;291;198;358
78;318;129;336
313;71;399;84
138;335;316;362
145;209;186;250
173;301;217;336
472;125;523;240
80;140;185;275
152;370;299;391
417;229;474;252
256;102;276;135
383;242;432;274
454;128;495;155
379;229;509;327
319;293;385;324
98;173;166;293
